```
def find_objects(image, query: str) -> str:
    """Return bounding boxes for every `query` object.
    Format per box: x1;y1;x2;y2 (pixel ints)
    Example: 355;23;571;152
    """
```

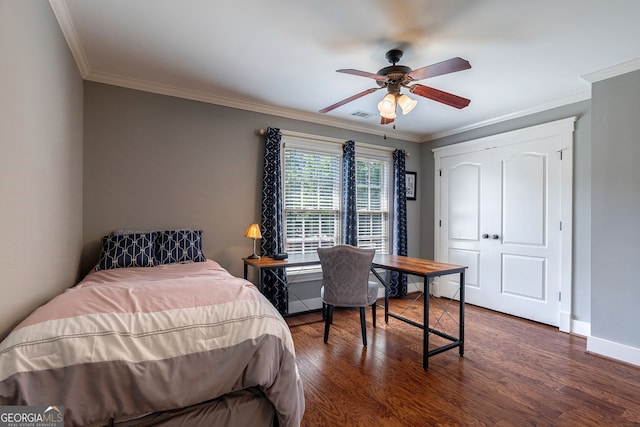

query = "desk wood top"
371;253;466;276
243;254;320;268
244;253;465;276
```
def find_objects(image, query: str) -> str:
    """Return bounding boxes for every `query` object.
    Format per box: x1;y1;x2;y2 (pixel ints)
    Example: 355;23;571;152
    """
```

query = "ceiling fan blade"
319;88;380;114
407;57;471;81
337;69;388;82
409;84;471;109
380;116;395;125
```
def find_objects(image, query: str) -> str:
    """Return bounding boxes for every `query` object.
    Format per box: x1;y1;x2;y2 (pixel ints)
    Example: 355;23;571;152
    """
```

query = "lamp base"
247;239;260;259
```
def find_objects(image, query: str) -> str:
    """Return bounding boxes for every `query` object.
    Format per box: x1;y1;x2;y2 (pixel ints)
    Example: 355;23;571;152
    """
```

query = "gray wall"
421;101;592;323
82;82;421;279
0;1;84;338
591;69;640;347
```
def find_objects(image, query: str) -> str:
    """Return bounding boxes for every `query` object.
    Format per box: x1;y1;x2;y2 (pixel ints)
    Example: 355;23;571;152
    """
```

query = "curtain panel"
341;140;358;246
260;127;288;314
389;149;408;297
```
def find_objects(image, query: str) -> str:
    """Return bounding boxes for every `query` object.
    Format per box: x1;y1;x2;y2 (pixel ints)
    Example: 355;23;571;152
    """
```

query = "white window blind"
356;158;389;253
283;147;341;255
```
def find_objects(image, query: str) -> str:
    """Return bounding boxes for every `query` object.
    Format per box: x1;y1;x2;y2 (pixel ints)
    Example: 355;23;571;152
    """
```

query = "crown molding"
48;0;419;142
421;89;591;142
49;0;90;78
582;57;640;83
48;0;605;145
85;69;422;142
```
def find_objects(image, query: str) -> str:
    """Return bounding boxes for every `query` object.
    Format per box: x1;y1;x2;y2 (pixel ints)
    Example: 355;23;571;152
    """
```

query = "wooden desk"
243;254;467;370
243;254;320;286
370;254;466;370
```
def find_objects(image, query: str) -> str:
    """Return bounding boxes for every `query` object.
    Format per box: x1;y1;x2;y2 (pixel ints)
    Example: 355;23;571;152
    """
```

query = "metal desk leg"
244;263;265;294
459;270;465;356
423;274;430;370
384;273;389;323
370;267;390;323
258;268;264;293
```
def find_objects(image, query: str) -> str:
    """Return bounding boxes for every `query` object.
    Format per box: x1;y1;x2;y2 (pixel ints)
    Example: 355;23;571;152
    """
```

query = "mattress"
0;260;304;426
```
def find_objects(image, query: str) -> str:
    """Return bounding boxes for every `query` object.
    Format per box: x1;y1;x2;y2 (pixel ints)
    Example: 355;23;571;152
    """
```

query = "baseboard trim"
587;335;640;367
570;319;591;337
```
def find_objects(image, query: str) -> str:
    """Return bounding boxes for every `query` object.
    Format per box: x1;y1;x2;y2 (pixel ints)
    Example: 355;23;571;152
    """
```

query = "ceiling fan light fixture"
377;93;396;117
397;94;417;115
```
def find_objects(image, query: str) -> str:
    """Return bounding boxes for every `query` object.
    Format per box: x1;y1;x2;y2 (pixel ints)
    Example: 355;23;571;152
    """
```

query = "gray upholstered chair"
317;245;377;347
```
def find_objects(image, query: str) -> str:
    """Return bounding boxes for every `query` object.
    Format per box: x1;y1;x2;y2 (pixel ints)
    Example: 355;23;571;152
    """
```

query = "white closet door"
439;136;562;326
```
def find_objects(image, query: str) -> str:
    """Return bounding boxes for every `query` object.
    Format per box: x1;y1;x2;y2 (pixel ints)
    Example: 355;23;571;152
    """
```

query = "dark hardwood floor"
286;294;640;426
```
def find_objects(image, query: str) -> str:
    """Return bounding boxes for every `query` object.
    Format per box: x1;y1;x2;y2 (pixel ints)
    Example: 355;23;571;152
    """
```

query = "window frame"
354;148;391;253
280;135;392;279
282;138;343;256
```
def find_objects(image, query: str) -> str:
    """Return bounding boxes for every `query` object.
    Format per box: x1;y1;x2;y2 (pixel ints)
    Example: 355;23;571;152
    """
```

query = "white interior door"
438;136;562;326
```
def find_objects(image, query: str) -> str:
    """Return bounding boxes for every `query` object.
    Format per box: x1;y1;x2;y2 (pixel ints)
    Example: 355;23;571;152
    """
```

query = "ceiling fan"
319;49;471;125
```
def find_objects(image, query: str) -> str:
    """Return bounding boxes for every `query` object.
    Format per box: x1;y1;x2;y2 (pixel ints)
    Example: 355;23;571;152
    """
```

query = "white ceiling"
51;0;640;142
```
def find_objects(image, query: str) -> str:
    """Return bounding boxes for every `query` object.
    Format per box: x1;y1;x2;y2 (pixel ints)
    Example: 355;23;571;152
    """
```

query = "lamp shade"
397;94;417;115
377;93;396;118
244;223;262;239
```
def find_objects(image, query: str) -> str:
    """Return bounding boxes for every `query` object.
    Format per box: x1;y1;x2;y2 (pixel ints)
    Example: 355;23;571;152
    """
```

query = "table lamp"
244;223;262;259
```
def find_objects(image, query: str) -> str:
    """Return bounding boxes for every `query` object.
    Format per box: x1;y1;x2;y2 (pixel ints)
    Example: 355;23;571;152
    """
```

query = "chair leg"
359;307;367;347
372;302;376;328
324;305;333;343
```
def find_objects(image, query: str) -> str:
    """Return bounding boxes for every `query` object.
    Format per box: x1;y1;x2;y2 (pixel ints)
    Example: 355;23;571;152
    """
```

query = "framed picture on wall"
406;171;417;201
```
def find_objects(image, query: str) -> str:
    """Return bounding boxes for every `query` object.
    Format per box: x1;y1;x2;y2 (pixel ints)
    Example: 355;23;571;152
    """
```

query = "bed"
0;230;305;426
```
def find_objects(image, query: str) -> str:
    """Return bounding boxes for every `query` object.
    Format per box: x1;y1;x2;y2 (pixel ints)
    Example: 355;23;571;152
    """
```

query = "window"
283;146;341;254
282;138;390;257
356;157;389;252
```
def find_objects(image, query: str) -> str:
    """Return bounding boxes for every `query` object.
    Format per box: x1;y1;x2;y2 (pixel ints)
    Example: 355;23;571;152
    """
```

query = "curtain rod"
257;128;409;156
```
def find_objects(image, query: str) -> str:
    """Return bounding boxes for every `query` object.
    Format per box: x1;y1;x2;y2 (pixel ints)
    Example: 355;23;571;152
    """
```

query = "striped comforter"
0;260;304;427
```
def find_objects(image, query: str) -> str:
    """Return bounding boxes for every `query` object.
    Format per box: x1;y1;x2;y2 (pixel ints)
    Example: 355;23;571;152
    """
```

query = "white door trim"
433;117;576;332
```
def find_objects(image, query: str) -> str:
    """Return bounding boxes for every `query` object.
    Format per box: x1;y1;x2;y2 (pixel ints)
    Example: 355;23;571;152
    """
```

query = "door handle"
482;234;489;239
491;234;500;240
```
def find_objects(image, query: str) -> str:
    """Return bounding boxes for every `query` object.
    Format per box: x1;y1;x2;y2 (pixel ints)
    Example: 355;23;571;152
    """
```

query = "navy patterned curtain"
342;140;357;246
389;149;408;297
260;127;288;314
